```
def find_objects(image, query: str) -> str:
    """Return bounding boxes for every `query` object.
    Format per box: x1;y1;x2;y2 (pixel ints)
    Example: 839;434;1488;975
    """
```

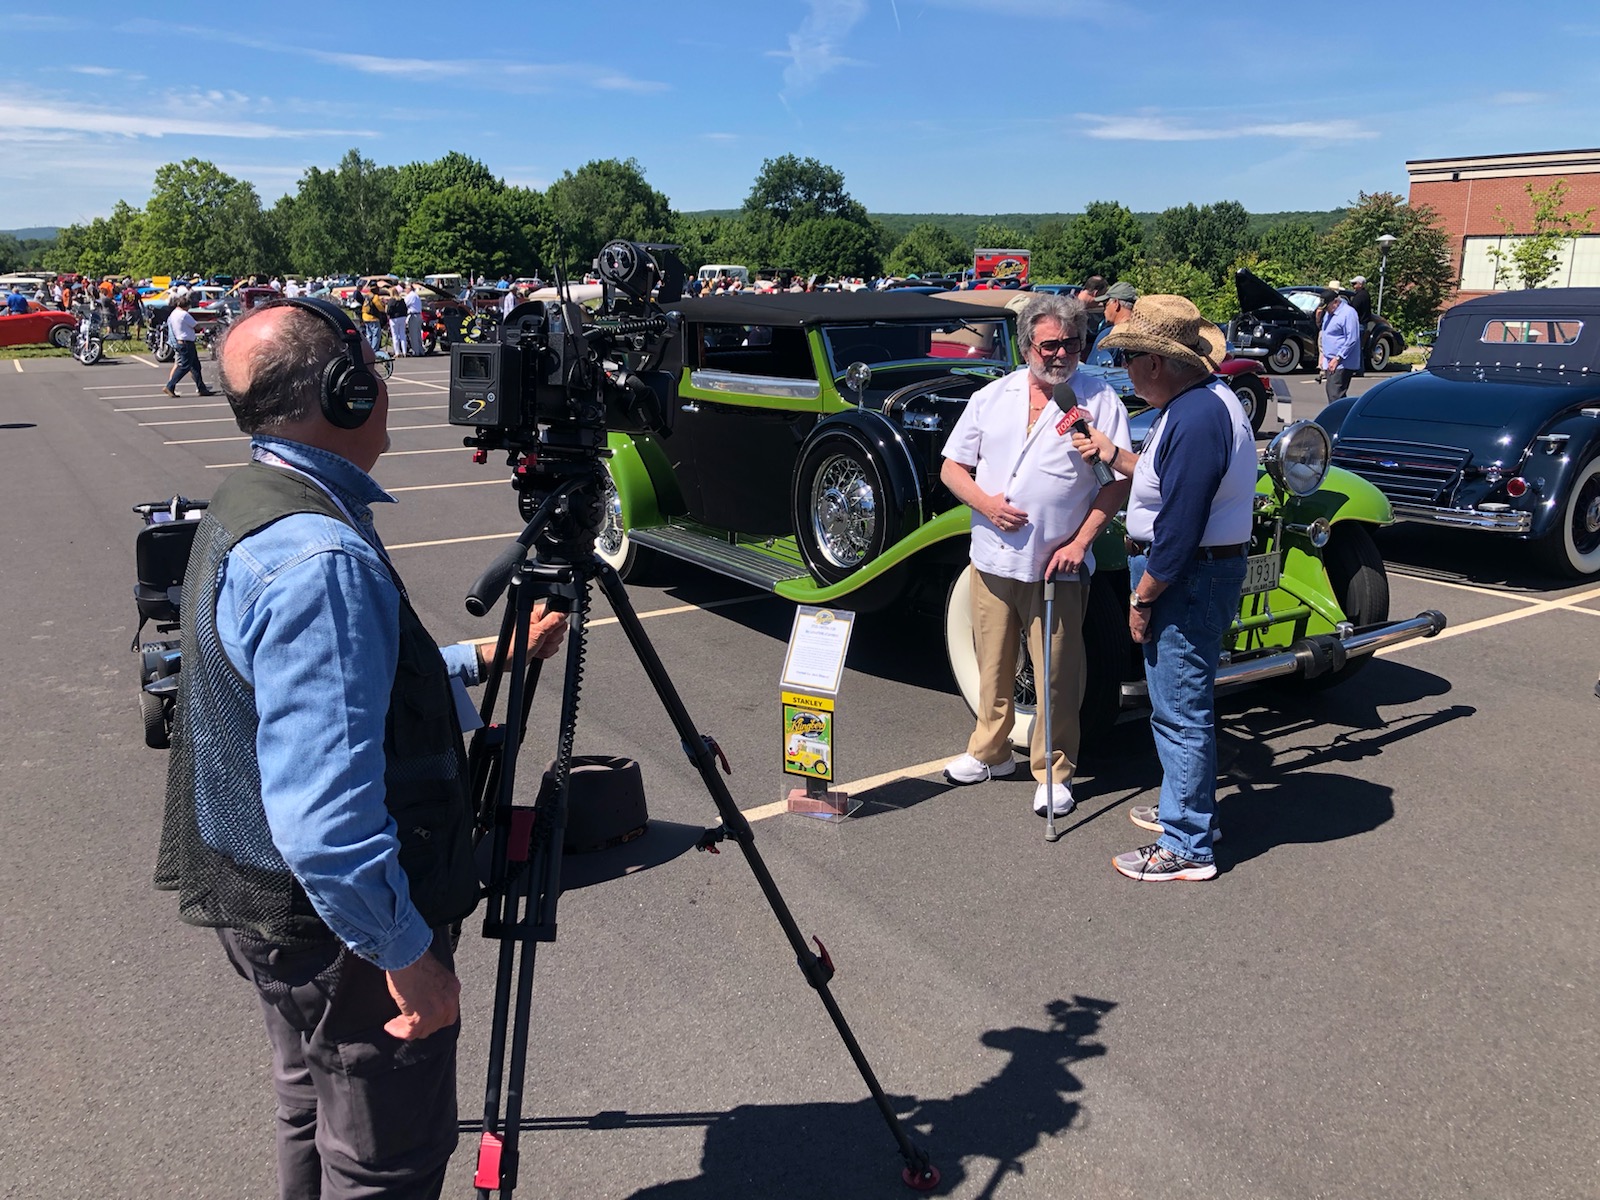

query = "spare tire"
793;432;898;585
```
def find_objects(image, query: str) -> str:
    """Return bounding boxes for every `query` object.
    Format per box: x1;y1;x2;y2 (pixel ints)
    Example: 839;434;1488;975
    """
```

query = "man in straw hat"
1071;295;1256;881
939;292;1133;819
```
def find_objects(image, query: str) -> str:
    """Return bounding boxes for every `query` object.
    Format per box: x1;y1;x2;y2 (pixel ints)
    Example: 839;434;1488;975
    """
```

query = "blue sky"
3;2;1599;230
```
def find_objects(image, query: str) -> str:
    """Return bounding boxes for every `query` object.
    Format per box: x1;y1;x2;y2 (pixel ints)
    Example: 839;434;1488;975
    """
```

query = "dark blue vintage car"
1318;288;1600;577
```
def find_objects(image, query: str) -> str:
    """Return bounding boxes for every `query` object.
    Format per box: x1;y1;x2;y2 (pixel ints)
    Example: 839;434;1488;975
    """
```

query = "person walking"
940;292;1133;818
1319;289;1361;402
162;293;215;397
1070;296;1256;881
404;283;424;357
156;298;566;1198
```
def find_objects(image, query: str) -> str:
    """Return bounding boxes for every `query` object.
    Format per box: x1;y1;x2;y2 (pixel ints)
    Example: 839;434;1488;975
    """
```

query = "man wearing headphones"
155;299;566;1199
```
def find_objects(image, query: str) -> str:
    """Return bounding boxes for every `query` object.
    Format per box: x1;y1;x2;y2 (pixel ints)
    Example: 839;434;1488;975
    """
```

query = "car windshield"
821;319;1013;374
1284;291;1320;314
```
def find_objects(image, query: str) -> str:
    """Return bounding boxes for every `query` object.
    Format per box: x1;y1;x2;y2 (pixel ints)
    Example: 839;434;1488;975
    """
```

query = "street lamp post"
1376;232;1397;317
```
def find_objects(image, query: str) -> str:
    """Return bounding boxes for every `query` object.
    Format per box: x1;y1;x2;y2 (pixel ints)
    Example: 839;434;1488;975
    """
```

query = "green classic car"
597;292;1445;745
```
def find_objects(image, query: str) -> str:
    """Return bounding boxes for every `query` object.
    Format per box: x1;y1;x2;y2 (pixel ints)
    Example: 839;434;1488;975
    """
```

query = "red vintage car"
0;308;76;349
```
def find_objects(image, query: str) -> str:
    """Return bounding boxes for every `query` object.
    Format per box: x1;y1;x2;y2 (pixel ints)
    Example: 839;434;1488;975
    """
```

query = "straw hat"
1098;294;1225;374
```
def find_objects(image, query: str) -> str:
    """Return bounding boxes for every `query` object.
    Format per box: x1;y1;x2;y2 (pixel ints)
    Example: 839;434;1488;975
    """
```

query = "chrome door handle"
681;401;700;413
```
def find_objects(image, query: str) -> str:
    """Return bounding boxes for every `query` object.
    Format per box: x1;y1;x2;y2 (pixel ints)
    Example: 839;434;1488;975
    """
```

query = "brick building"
1406;148;1600;299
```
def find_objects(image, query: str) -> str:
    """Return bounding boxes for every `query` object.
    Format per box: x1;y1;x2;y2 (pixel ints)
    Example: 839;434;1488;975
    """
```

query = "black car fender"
1316;397;1359;441
1519;413;1600;539
800;408;925;538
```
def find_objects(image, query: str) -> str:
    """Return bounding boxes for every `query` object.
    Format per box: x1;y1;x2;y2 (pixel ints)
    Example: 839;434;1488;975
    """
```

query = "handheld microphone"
1052;381;1116;487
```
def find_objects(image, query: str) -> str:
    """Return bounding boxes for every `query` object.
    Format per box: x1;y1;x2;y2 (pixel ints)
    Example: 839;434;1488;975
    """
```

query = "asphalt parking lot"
2;350;1595;1200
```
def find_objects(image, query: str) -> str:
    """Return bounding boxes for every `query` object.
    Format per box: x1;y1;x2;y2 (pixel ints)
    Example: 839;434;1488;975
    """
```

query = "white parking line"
139;405;439;427
205;446;470;468
741;756;954;823
1375;580;1600;654
588;593;769;630
116;401;230;412
167;423;451;446
385;479;504;494
129;354;162;368
12;360;21;373
389;531;523;550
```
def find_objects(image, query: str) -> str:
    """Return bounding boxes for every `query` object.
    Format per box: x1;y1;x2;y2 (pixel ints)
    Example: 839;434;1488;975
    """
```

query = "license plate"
1241;553;1281;595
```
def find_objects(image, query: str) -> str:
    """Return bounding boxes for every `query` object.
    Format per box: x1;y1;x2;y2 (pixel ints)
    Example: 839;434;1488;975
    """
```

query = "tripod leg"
593;564;938;1190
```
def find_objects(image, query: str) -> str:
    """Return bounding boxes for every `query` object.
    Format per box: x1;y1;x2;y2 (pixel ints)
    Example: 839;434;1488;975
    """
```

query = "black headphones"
271;297;382;429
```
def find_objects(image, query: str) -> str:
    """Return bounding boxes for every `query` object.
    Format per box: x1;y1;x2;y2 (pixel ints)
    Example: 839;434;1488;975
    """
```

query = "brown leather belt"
1125;537;1249;560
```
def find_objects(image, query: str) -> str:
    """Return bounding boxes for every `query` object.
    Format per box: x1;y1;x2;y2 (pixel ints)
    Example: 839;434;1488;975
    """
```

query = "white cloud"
1490;90;1553;105
1079;112;1378;142
0;99;373;141
700;132;739;142
921;0;1109;17
774;0;869;101
70;65;145;81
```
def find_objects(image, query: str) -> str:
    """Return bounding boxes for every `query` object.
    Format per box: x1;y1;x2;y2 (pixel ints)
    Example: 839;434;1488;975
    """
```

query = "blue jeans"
166;340;208;393
1129;553;1247;864
363;320;383;351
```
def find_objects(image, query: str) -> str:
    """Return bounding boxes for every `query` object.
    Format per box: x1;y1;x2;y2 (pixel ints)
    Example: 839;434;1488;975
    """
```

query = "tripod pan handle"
466;538;530;616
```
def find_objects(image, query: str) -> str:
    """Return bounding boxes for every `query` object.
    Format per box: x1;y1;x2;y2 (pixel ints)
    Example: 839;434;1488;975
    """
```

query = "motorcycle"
196;306;231;360
145;305;175;362
72;299;107;365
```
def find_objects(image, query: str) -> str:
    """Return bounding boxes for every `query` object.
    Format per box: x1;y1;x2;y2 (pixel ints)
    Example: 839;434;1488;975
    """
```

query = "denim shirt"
212;436;479;969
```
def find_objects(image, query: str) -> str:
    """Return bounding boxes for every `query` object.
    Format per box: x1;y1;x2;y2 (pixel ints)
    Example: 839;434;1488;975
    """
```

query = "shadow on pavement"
460;995;1115;1199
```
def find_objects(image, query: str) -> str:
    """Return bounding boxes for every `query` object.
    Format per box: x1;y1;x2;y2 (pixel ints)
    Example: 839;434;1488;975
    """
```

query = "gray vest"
155;464;479;946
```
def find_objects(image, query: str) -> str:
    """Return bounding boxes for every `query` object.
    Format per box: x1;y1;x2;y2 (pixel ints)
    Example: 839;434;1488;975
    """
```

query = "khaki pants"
966;568;1088;782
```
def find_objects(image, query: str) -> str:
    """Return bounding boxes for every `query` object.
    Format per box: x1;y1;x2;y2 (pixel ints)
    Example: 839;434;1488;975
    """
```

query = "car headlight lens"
1264;420;1331;497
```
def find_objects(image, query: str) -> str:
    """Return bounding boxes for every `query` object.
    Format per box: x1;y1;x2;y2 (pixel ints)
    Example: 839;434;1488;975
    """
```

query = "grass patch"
0;338;147;360
1394;347;1429;368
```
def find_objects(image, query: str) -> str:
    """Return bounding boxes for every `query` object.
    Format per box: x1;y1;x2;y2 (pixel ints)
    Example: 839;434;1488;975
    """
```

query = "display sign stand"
779;606;861;821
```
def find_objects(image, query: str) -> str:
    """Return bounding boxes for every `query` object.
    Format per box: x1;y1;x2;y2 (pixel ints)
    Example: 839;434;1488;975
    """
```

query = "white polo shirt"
943;366;1133;582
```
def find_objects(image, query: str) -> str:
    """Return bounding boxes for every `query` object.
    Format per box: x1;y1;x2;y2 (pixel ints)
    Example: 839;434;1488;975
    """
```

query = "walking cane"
1041;571;1064;843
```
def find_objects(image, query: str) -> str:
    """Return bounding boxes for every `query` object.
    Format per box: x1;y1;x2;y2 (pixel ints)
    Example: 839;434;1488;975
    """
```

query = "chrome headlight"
1263;420;1331;497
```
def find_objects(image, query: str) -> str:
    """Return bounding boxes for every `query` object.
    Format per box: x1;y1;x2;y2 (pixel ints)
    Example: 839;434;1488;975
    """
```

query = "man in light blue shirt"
1319;289;1361;403
157;299;566;1198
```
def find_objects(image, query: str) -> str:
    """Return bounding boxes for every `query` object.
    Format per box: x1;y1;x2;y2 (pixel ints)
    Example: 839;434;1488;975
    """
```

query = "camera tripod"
464;469;940;1198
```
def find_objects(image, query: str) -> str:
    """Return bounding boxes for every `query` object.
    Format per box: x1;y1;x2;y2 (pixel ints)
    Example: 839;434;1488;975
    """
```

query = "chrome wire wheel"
809;452;878;570
596;468;627;563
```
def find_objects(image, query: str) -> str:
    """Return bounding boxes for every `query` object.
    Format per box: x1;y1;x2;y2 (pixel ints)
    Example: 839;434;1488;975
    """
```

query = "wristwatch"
1130;594;1153;612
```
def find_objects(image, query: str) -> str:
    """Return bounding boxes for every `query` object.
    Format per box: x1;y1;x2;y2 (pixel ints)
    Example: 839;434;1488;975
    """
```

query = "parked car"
1318;287;1600;578
593;292;1443;744
1228;268;1407;375
0;307;76;349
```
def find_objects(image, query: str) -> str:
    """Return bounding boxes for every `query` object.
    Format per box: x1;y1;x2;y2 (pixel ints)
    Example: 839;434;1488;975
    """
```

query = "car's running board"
1118;609;1449;703
633;526;811;592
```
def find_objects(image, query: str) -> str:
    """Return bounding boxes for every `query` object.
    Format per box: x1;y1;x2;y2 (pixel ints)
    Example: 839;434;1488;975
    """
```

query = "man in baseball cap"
1090;282;1139;361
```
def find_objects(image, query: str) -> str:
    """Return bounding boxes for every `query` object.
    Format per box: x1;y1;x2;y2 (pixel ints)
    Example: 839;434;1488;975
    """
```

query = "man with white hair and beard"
939;292;1133;818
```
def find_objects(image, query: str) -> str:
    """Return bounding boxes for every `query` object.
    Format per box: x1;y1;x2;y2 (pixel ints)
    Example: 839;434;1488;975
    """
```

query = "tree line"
9;150;1455;335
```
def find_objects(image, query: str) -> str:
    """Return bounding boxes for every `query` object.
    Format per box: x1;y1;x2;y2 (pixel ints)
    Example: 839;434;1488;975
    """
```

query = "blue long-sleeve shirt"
213;436;479;969
1321;302;1360;368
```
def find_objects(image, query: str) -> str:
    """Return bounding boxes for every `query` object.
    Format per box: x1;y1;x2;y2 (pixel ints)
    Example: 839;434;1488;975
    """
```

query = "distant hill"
681;210;1348;241
1;228;59;241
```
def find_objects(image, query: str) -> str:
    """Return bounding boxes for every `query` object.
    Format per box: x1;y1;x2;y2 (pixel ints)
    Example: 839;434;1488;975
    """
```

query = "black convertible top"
663;292;1014;327
1433;287;1600;372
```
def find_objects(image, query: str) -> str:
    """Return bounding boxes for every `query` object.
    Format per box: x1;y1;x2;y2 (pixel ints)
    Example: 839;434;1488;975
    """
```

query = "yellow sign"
782;692;835;781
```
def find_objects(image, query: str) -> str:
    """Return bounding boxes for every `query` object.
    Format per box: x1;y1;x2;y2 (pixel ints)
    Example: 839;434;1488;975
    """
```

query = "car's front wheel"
1230;375;1268;434
1366;336;1391;373
1297;522;1390;689
595;459;655;582
50;323;73;349
1266;339;1302;374
794;435;894;584
944;565;1128;752
1535;454;1600;578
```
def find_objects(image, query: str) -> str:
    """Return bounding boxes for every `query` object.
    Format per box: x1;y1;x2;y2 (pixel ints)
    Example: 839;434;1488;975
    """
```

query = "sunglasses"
1032;337;1082;356
1122;351;1152;364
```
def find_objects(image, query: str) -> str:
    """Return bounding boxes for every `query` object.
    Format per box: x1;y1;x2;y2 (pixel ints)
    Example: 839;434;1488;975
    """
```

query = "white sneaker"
1033;782;1075;818
943;753;1016;785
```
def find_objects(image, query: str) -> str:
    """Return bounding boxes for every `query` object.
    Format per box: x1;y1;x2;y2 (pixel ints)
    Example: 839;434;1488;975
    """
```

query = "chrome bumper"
1390;503;1532;533
1119;610;1448;702
1230;345;1268;359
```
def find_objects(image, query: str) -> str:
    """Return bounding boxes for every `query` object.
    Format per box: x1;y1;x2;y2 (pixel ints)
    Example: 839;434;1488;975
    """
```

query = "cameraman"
155;299;566;1199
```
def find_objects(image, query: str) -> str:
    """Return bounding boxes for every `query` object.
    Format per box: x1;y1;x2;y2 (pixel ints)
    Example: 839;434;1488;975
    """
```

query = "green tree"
884;221;969;277
138;158;268;276
278;166;344;275
543;157;673;275
1485;179;1597;289
1152;200;1253;283
393;151;502;217
332;149;399;274
393;186;539;279
742;154;868;227
781;217;881;278
1129;258;1232;325
1254;219;1322;283
0;233;22;274
973;221;1027;250
1048;201;1143;283
1320;191;1453;336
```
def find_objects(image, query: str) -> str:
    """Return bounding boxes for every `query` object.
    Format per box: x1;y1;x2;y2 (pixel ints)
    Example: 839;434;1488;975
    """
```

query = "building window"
1460;233;1600;290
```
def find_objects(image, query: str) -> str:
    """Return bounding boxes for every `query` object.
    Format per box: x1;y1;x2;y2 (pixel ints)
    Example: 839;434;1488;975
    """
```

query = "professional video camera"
447;240;686;510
